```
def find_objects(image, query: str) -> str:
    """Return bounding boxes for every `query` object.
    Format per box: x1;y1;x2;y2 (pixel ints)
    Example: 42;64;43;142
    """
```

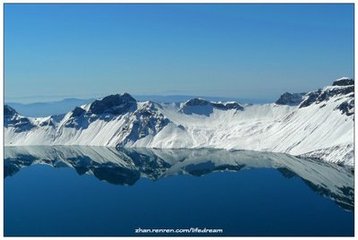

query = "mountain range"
6;95;271;117
4;77;354;166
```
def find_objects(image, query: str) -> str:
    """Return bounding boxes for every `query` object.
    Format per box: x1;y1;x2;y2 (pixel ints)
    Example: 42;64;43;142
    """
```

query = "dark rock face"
5;116;35;132
275;92;305;106
4;105;17;117
298;79;354;116
184;98;211;107
212;102;244;111
71;107;85;118
335;99;354;116
64;107;88;129
299;90;322;108
64;94;138;129
316;86;354;102
88;93;137;115
64;116;89;129
299;80;354;110
4;105;35;132
332;78;354;86
117;102;170;146
180;98;212;116
181;98;243;116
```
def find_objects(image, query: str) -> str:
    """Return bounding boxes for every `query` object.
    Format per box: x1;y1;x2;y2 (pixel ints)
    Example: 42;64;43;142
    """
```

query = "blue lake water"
4;146;354;236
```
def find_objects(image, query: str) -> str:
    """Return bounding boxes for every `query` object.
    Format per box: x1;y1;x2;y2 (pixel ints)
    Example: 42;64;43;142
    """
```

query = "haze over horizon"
5;4;353;103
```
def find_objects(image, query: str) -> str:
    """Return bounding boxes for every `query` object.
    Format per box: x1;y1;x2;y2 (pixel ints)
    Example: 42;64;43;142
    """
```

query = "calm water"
4;146;354;236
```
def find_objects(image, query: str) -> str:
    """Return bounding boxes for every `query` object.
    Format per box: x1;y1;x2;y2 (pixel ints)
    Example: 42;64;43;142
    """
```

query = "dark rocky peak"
332;78;354;86
299;90;322;108
275;92;306;106
299;78;354;109
4;105;17;117
117;104;170;146
88;93;137;115
180;98;214;116
180;98;243;116
64;106;89;130
184;98;211;107
212;102;244;111
335;99;354;116
64;94;138;130
4;105;34;132
70;106;86;118
183;98;243;110
315;86;353;102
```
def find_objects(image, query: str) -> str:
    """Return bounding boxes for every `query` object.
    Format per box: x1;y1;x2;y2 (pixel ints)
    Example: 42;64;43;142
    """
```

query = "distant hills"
6;95;272;117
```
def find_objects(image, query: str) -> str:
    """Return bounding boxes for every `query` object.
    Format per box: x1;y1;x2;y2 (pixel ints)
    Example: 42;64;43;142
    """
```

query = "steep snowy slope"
4;78;354;165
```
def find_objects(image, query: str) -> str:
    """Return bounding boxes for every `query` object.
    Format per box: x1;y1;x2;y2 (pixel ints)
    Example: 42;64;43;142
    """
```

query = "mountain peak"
88;93;137;115
299;78;354;111
275;92;305;106
184;98;210;107
4;105;17;117
4;105;35;132
180;98;243;116
332;77;354;86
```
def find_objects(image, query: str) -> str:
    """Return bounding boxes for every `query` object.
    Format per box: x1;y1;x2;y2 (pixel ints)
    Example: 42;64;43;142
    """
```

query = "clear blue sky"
5;4;354;103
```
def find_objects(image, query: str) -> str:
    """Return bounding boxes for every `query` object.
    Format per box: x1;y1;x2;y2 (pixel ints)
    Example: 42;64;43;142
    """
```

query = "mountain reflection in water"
4;146;354;211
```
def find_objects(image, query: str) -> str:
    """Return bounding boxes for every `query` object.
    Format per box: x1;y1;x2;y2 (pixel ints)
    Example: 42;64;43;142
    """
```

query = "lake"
4;146;354;236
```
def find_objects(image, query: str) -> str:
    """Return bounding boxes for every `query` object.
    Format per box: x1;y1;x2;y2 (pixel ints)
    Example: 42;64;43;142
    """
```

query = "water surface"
4;146;354;236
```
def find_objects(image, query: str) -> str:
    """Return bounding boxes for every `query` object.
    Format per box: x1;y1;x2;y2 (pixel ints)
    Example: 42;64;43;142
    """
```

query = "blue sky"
5;4;354;103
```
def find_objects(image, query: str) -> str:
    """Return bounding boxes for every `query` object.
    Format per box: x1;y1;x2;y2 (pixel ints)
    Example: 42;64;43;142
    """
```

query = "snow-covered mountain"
4;146;354;210
4;78;354;166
